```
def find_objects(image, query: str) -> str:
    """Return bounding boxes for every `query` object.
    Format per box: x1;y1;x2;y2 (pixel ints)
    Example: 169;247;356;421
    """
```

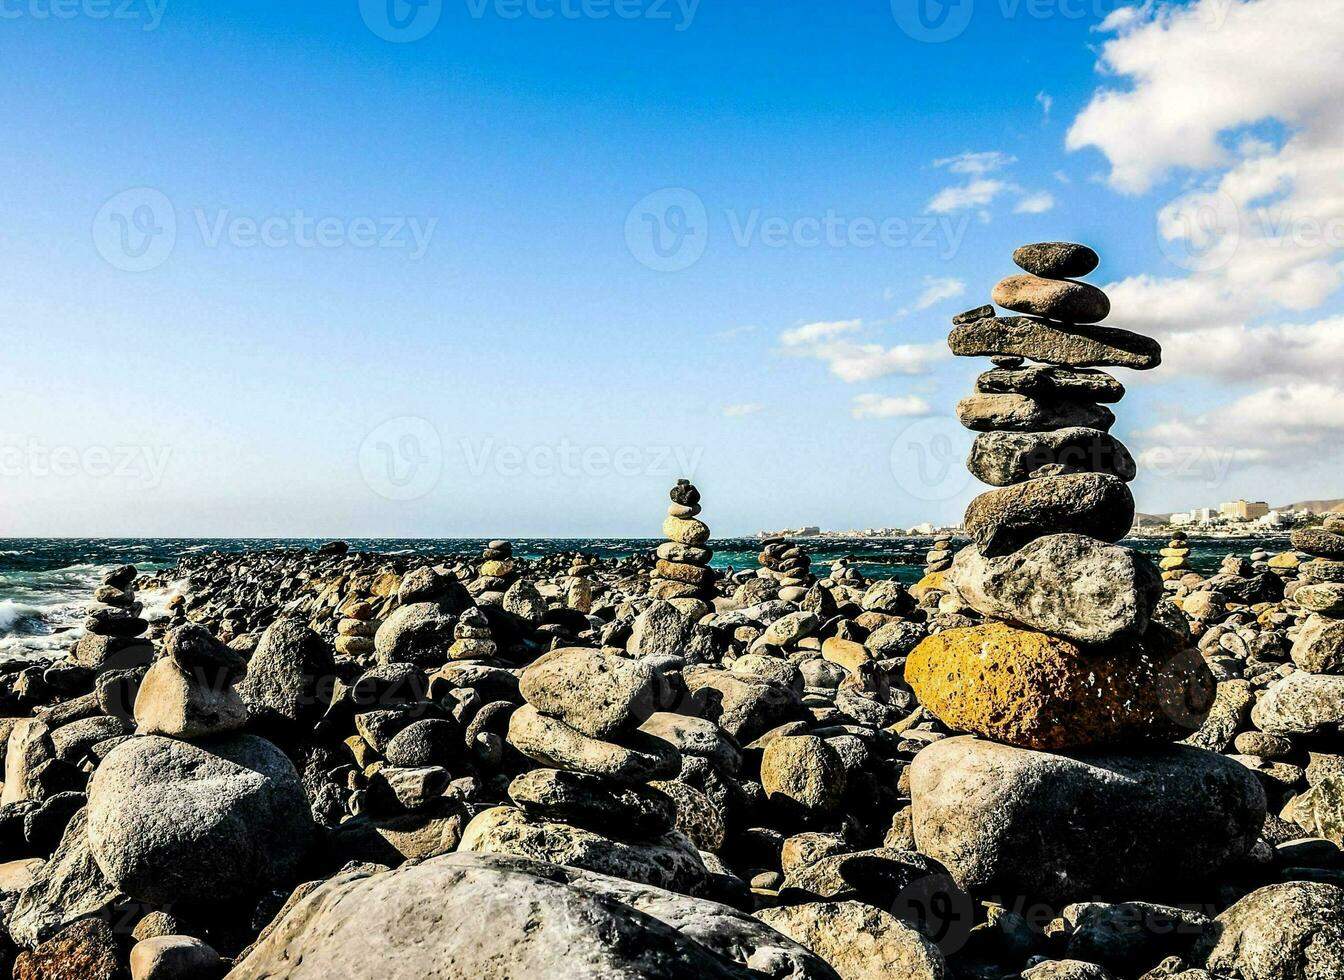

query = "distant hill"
1275;498;1344;513
1134;512;1174;525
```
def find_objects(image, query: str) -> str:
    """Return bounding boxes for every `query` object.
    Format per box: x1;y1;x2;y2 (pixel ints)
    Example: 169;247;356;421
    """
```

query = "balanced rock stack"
1284;519;1344;673
904;242;1267;903
1160;529;1196;584
334;597;377;657
75;564;153;674
649;480;716;603
474;540;517;596
759;538;815;603
565;553;597;613
461;647;707;891
924;534;954;575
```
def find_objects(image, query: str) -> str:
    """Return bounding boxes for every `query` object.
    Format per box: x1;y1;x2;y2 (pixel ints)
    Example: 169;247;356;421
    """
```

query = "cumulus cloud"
851;394;933;419
778;319;947;383
1069;0;1344;474
927;153;1058;217
779;319;861;347
1014;192;1056;214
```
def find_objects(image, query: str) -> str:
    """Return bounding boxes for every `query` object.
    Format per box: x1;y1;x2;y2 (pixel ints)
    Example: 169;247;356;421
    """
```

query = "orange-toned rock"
904;621;1214;751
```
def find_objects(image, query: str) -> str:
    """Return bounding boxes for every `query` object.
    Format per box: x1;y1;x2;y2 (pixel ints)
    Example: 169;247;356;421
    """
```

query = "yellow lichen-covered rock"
911;572;947;599
904;621;1215;751
1267;552;1301;570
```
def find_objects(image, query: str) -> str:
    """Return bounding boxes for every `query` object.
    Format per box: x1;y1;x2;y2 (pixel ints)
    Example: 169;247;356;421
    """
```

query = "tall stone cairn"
902;242;1267;904
650;480;716;602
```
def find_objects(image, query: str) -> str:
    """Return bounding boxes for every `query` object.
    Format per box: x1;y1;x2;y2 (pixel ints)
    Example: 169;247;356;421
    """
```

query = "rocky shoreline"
0;245;1342;979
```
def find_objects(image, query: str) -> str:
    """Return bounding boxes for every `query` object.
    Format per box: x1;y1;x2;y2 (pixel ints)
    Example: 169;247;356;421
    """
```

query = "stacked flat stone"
1159;530;1195;584
335;598;377;657
650;480;716;602
475;540;517;594
1284;519;1344;672
72;565;154;675
463;647;706;890
925;534;955;575
903;242;1266;904
565;554;596;613
759;538;815;603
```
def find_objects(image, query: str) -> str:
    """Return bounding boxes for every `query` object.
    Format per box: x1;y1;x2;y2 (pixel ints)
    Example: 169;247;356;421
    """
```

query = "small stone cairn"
902;241;1267;903
1284;518;1344;672
474;540;517;596
1160;529;1195;584
460;647;706;890
924;534;954;575
759;538;815;603
649;480;716;603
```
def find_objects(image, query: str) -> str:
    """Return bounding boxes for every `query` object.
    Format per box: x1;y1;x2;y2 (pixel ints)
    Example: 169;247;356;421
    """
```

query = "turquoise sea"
0;536;1292;656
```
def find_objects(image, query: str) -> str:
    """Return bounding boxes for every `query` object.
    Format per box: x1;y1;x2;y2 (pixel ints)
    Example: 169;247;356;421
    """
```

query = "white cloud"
723;403;763;417
1068;0;1344;474
911;276;966;311
851;394;933;419
1014;191;1056;214
927;178;1012;215
933;151;1016;175
779;319;861;347
1036;91;1054;122
927;153;1058;217
779;319;947;383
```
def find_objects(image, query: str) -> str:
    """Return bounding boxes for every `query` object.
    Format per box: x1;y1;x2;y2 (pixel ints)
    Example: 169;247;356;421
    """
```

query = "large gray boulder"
967;427;1135;486
1252;672;1344;737
1289;614;1344;674
910;737;1265;904
519;648;660;738
683;667;807;743
756;901;945;980
7;809;123;948
949;535;1163;644
457;805;707;892
237;617;333;729
86;734;313;906
226;852;839;979
374;602;456;666
1196;882;1344;980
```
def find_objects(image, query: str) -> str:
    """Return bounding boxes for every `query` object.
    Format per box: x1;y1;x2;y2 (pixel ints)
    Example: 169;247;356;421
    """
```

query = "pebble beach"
1;243;1342;980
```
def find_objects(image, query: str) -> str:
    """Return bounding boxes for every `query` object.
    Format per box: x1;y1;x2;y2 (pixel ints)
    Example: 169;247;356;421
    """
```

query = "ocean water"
0;535;1293;658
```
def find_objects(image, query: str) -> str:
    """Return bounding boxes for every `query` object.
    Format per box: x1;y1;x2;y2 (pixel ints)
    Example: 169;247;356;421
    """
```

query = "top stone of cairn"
1012;241;1099;279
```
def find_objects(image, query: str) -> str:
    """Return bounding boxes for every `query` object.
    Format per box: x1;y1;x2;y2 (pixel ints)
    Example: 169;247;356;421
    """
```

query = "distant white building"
1170;512;1193;526
908;522;936;535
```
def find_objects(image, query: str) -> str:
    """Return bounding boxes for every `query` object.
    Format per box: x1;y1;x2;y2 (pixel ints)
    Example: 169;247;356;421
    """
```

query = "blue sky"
2;0;1341;536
